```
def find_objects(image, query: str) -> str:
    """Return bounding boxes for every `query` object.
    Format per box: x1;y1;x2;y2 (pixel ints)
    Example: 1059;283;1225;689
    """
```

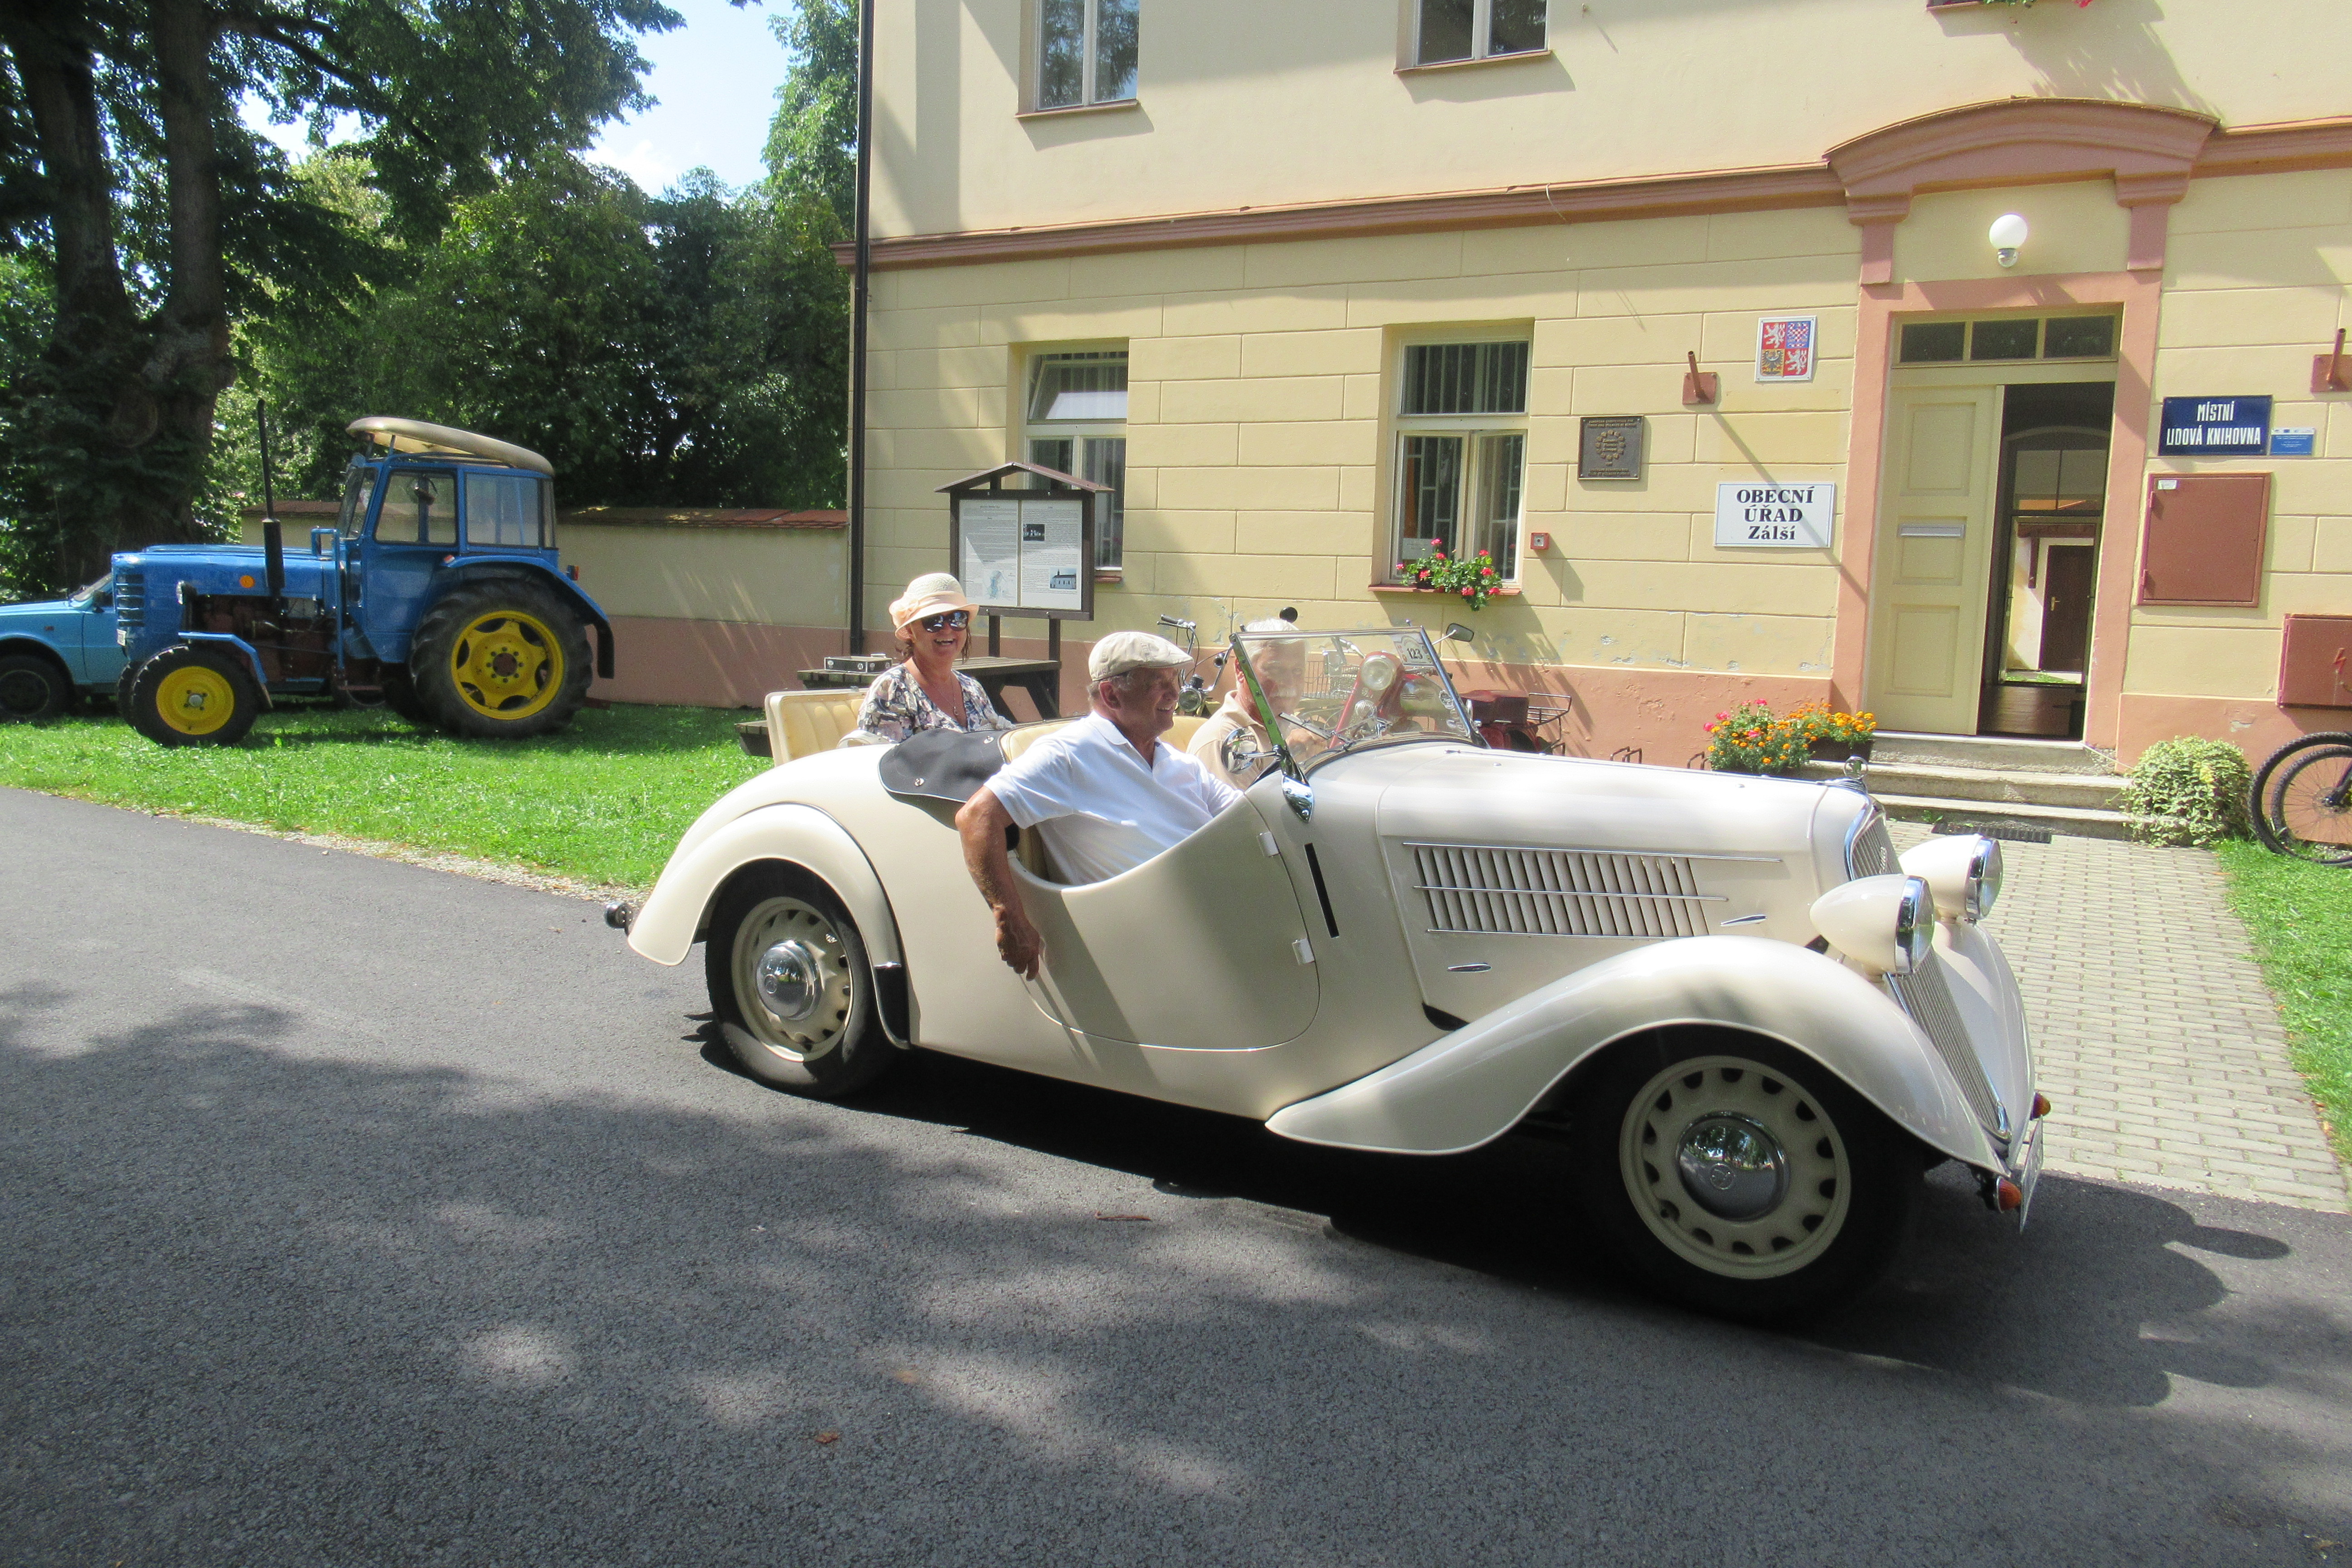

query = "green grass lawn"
0;702;764;890
2216;839;2352;1161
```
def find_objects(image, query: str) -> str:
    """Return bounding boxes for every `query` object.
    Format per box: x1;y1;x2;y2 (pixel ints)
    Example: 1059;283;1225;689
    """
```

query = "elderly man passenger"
852;573;1015;744
956;631;1240;978
1189;617;1306;789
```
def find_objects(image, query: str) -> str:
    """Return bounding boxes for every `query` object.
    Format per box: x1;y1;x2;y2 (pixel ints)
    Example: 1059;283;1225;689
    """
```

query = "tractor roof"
347;416;554;477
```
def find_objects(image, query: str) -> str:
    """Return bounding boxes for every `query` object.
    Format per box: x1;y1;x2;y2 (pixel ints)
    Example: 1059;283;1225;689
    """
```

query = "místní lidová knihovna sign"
2157;396;2272;457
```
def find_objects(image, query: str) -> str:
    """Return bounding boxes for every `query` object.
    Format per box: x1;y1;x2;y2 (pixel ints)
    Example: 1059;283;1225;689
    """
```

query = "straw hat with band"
889;573;977;635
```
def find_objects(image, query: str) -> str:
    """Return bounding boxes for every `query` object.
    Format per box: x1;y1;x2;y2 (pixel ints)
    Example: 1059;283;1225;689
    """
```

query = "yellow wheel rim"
154;666;236;735
448;609;563;721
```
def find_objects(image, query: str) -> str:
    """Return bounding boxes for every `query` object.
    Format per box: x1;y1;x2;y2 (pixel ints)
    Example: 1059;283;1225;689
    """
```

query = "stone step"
1869;791;2137;842
1796;758;2126;811
1865;729;2118;775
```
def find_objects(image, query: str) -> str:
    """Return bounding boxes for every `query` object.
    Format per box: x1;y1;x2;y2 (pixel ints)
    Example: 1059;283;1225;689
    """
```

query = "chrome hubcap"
1675;1114;1790;1221
1618;1055;1852;1280
755;940;821;1022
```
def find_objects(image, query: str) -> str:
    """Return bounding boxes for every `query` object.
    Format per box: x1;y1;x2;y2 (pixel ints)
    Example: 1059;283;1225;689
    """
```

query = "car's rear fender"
1263;935;2000;1168
627;803;908;1037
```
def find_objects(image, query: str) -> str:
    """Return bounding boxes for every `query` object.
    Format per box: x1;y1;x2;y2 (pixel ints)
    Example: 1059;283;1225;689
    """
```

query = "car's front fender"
1263;936;1999;1168
628;802;904;973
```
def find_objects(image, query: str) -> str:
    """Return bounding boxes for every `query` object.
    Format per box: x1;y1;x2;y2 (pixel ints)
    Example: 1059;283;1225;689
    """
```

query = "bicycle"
2250;730;2352;866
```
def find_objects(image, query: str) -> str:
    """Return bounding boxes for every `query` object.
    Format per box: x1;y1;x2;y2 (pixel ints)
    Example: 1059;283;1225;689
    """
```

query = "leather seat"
765;689;868;762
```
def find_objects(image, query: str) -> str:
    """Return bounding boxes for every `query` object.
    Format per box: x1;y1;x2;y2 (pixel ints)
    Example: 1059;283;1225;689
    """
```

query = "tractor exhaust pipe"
257;399;286;605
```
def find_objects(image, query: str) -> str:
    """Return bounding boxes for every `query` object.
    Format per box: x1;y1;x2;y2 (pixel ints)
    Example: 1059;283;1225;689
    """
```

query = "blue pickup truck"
0;573;125;721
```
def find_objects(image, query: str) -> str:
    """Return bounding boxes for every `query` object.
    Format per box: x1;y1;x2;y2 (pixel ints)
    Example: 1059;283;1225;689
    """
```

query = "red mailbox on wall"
2280;614;2352;709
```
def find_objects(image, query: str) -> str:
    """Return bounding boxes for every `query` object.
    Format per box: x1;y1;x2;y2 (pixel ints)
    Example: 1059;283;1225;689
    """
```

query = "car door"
74;586;124;686
1014;798;1322;1051
359;466;458;662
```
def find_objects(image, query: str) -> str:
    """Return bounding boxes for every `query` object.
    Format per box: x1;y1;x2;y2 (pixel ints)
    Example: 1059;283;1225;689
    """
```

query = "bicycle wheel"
2258;741;2352;865
2250;731;2352;853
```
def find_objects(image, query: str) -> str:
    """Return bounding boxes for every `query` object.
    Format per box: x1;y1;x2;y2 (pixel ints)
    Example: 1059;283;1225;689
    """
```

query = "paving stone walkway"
1889;822;2348;1211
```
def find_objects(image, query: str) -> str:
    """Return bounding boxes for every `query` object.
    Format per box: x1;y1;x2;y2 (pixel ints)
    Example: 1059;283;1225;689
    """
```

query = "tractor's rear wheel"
0;653;71;722
705;865;898;1099
125;645;263;747
410;579;591;739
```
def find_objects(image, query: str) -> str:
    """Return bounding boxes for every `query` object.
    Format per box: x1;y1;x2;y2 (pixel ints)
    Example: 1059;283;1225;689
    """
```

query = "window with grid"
1025;349;1127;568
1414;0;1546;65
1039;0;1139;109
1393;341;1529;578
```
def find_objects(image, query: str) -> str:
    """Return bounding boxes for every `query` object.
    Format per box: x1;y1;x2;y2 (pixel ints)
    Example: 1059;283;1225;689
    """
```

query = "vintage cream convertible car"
619;627;2042;1320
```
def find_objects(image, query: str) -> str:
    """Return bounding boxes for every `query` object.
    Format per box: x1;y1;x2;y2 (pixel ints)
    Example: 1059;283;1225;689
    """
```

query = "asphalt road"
3;787;2348;1567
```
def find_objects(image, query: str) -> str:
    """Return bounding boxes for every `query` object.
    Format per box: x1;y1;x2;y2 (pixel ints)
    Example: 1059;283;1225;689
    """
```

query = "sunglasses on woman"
916;610;970;631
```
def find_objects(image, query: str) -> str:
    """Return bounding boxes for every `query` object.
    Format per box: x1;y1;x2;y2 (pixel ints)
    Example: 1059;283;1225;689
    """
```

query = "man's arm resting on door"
956;784;1044;980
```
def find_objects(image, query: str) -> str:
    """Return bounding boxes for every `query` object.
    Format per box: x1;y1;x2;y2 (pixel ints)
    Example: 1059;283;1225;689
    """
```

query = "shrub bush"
2120;736;2253;847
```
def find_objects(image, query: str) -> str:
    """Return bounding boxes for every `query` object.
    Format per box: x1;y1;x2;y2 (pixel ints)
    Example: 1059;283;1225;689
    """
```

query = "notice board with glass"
939;462;1104;622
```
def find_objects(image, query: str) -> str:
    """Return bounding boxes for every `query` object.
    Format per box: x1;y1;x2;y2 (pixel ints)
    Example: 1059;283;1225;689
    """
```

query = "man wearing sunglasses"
957;631;1240;978
854;573;1014;744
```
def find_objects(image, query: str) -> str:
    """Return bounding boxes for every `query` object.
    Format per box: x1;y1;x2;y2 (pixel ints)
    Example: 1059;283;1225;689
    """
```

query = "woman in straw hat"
853;573;1015;744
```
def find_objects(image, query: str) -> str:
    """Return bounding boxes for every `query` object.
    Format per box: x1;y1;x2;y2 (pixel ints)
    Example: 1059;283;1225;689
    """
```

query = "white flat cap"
1088;630;1192;682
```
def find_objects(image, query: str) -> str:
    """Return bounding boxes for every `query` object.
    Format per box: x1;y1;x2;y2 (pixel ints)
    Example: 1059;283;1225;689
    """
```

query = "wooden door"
1866;386;2003;733
2038;545;2095;674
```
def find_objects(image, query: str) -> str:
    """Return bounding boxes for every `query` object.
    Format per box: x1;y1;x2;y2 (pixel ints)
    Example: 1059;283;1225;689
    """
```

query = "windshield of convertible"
1231;626;1476;774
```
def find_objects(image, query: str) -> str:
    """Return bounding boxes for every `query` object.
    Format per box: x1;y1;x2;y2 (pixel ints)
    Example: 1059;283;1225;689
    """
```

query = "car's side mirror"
93;593;111;611
1219;725;1279;785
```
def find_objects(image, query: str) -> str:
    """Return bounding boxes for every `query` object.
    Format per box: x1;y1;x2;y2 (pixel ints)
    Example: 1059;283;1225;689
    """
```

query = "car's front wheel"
0;653;71;722
705;865;898;1099
1572;1032;1918;1323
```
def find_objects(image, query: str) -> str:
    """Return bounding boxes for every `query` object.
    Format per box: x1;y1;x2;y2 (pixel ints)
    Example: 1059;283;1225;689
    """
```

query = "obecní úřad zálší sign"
2158;396;2271;457
1715;482;1836;548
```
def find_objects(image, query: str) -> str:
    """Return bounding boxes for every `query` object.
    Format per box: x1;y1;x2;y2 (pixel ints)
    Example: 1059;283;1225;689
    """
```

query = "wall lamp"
1989;213;2029;269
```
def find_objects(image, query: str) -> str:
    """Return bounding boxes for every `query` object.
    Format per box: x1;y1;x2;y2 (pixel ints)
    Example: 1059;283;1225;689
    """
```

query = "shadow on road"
4;984;2346;1564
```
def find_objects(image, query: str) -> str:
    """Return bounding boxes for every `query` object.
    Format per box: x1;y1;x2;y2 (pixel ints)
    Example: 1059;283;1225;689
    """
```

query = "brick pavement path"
1890;823;2348;1210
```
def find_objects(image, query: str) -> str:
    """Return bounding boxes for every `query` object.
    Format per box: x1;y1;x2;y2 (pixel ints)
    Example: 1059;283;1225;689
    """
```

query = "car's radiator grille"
1408;843;1719;940
1845;809;1895;878
114;569;144;632
1887;956;2005;1138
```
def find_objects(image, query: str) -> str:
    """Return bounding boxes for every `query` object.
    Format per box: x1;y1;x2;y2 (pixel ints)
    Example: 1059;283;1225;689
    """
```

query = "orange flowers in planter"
1703;700;1876;775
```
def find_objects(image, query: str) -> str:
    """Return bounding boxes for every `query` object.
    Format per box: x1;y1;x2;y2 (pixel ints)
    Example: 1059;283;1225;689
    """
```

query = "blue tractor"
0;417;614;745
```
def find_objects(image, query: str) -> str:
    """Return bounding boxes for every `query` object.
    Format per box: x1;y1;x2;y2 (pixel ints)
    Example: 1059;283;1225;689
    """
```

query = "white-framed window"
1392;340;1529;578
1039;0;1139;109
1413;0;1546;66
1024;348;1128;568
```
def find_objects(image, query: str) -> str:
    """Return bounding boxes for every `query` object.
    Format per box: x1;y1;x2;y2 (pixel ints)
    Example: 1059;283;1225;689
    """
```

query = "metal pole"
256;399;285;605
846;0;876;656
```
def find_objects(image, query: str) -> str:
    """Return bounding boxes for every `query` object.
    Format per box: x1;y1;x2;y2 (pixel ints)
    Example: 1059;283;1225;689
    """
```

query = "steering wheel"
1332;652;1406;746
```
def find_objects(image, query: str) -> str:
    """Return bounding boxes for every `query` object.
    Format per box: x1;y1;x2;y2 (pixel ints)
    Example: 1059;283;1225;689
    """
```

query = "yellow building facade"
851;0;2352;762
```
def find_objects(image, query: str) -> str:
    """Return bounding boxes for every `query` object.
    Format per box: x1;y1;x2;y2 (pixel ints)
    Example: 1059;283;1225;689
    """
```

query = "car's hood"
0;596;79;622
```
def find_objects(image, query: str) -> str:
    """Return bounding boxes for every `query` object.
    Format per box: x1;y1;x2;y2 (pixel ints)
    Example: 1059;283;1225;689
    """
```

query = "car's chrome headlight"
1896;834;2003;923
1808;874;1934;975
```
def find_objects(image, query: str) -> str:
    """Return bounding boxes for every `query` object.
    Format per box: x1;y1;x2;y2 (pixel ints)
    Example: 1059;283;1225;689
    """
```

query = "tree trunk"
0;0;231;590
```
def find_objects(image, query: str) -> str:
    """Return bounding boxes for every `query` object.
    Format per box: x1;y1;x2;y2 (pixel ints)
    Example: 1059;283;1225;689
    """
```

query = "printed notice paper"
1018;499;1085;612
959;498;1022;608
961;496;1087;613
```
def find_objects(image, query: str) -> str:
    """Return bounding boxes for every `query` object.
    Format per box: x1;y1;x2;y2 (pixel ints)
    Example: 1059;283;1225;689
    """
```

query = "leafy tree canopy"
0;0;680;592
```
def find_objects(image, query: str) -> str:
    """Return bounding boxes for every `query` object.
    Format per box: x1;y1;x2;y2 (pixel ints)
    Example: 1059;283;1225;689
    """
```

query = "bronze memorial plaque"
1579;416;1646;480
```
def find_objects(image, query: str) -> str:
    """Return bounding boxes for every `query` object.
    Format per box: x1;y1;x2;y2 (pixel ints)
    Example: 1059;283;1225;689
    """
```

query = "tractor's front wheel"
125;645;263;747
410;579;591;739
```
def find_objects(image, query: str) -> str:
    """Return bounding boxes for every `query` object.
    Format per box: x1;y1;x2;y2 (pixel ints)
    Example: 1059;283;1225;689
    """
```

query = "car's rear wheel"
705;865;898;1099
1571;1032;1917;1323
0;653;71;722
124;645;263;747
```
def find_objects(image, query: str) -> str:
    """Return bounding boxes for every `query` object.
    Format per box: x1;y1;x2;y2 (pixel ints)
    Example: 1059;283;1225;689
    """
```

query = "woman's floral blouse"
853;662;1014;744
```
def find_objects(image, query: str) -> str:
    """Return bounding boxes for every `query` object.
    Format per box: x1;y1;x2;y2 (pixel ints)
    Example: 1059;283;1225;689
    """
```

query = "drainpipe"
846;0;876;655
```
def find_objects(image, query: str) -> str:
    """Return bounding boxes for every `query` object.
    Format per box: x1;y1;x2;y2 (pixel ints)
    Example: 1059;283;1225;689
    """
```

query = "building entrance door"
1864;384;2003;735
1865;324;2120;735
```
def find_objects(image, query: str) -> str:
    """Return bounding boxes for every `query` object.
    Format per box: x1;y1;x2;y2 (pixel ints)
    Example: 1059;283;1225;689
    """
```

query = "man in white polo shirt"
956;631;1242;978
